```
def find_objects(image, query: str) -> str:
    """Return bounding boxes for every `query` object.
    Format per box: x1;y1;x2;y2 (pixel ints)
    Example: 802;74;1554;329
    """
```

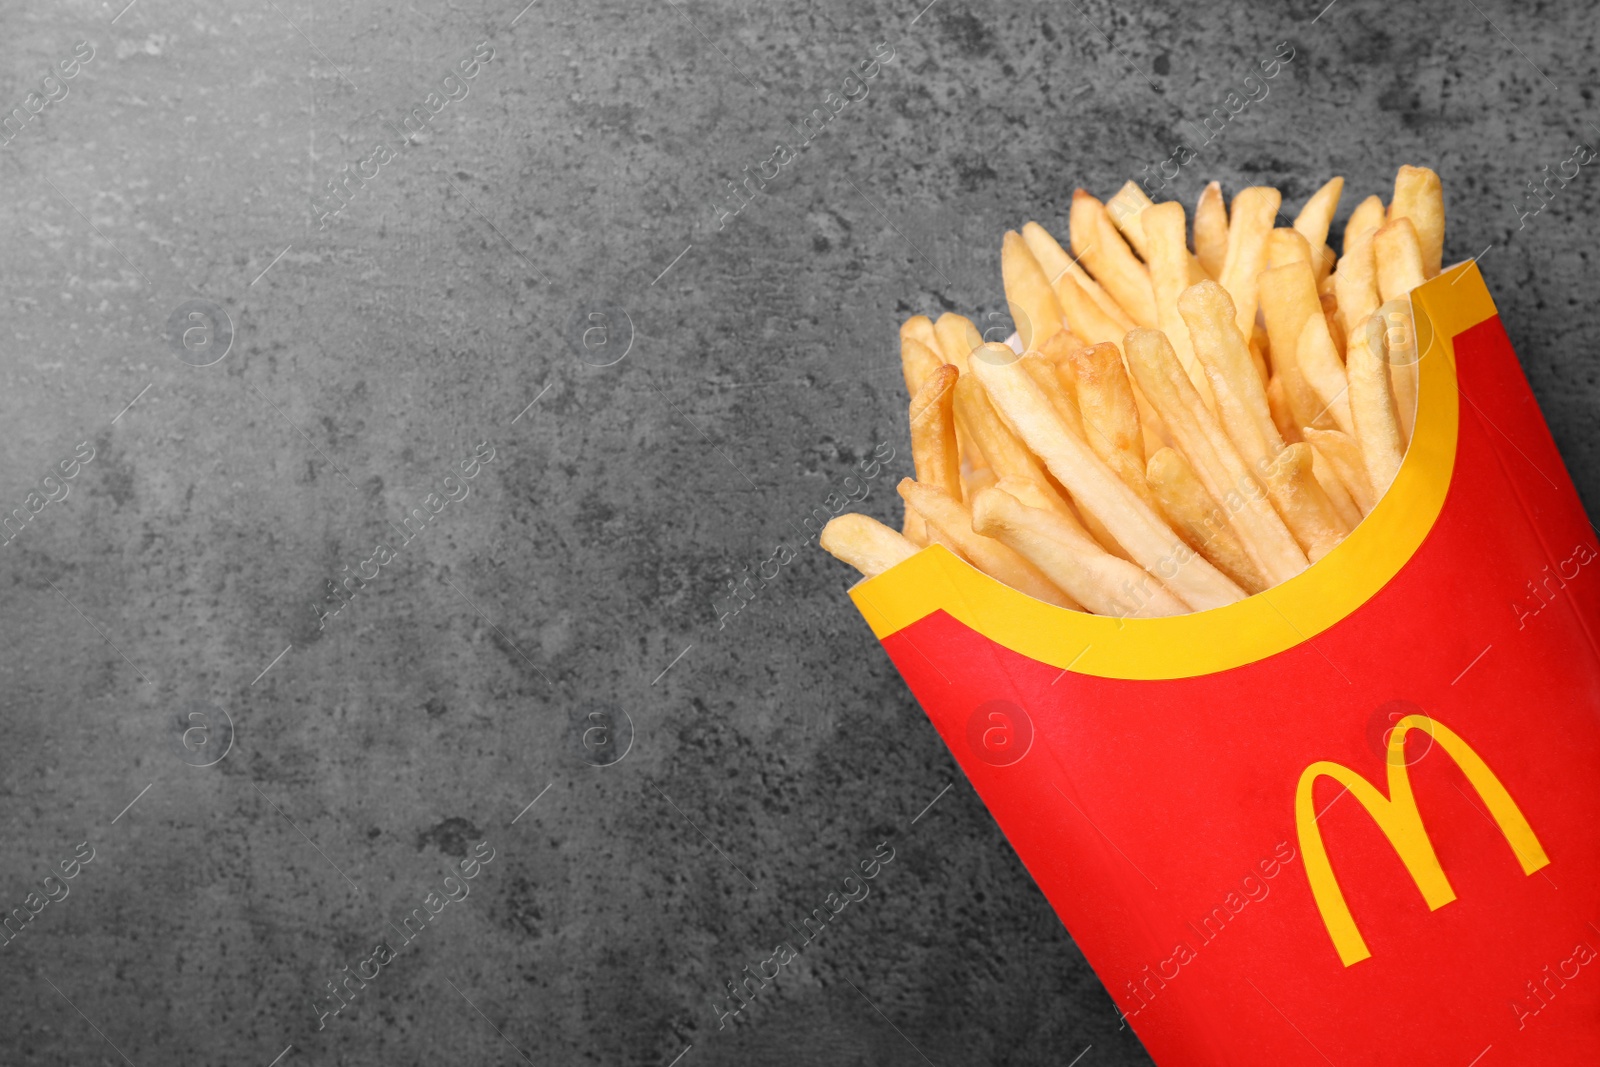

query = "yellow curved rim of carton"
850;262;1497;680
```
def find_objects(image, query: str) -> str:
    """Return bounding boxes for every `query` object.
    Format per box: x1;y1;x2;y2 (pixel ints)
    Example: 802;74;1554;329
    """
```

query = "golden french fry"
972;488;1186;616
1064;341;1146;462
1123;329;1309;585
1260;442;1348;562
1108;181;1209;281
896;327;943;488
1219;186;1283;340
933;313;983;371
1071;190;1159;328
1266;374;1301;444
1038;328;1089;373
900;314;937;354
910;364;962;498
1248;326;1270;386
1146;447;1268;594
900;335;943;400
922;313;990;472
1064;340;1155;508
1179;280;1282;471
1105;181;1155;260
821;513;919;579
1374;217;1426;302
1295;314;1355;436
994;476;1074;518
1194;181;1229;280
953;369;1034;478
1320;291;1346;359
1021;341;1131;555
1334;223;1381;345
1259;259;1338;433
1344;319;1405;496
1293;176;1344;281
1373;218;1424;443
899;479;1079;608
1308;438;1363;530
1144;201;1216;408
902;510;929;547
897;326;951;539
953;371;1071;510
1266;227;1313;271
970;344;1244;610
1344;194;1385;251
1021;352;1084;438
1002;231;1065;351
1377;303;1418;445
1389;165;1445;277
993;472;1098;545
1022;221;1139;340
1132;383;1170;460
1051;266;1130;346
957;428;992;484
963;464;998;501
1303;427;1376;514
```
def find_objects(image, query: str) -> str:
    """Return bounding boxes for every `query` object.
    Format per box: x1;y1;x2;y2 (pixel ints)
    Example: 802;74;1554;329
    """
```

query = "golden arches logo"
1295;714;1549;967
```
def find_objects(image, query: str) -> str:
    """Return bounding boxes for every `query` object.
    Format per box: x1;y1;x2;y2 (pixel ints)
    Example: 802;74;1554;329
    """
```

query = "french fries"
933;313;983;371
1374;219;1425;443
1344;325;1406;498
899;315;937;358
1108;180;1209;282
1345;195;1386;250
1219;186;1283;340
1124;329;1308;586
1066;341;1154;508
1294;176;1344;280
1334;220;1381;344
1021;221;1137;344
1259;442;1349;563
827;165;1448;621
1389;165;1445;278
1146;447;1268;594
972;487;1184;617
972;344;1244;611
1295;315;1355;437
953;371;1066;509
1001;232;1065;352
1303;427;1377;514
899;329;942;398
1144;201;1216;408
910;365;963;498
1374;217;1427;303
1071;190;1159;328
896;326;943;546
1106;181;1156;261
1178;281;1280;472
1308;437;1362;530
820;514;918;578
1259;257;1337;433
1193;181;1229;280
898;479;1079;609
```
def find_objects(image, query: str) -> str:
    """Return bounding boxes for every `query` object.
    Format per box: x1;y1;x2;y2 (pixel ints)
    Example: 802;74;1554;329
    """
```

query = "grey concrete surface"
0;0;1596;1064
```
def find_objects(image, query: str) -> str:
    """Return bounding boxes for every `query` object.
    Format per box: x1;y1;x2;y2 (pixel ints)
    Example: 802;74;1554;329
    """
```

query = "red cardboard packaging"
846;263;1600;1065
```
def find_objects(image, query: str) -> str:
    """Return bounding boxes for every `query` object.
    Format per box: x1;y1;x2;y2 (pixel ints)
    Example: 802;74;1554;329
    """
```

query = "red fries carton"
847;264;1600;1065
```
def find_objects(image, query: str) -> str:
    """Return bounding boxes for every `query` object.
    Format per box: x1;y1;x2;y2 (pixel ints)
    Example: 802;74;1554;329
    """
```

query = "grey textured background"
1;0;1596;1064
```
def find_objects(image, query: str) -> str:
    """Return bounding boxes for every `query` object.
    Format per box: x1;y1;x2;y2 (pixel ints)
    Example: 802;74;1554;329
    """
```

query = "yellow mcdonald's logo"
1295;714;1549;967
